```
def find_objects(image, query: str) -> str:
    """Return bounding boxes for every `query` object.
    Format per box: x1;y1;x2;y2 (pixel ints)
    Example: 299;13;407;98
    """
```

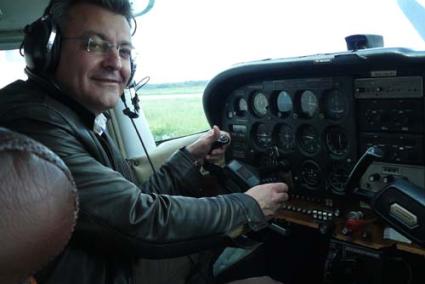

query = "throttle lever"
345;146;385;199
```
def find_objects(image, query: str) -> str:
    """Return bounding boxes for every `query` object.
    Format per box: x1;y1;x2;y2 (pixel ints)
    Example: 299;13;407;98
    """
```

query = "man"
0;0;288;283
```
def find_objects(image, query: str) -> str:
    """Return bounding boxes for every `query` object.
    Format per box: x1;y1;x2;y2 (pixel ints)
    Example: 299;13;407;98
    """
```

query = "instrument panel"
202;48;425;276
203;48;425;254
223;77;358;195
203;48;425;206
222;76;425;197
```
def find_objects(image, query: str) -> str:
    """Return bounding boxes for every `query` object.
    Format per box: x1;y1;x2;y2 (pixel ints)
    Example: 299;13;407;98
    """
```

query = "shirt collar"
93;113;108;135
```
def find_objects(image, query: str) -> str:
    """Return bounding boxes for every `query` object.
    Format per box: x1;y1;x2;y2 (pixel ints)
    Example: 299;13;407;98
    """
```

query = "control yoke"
345;146;425;246
345;146;384;199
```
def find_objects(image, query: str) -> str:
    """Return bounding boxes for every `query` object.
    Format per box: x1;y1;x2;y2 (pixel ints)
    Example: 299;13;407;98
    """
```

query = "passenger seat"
0;128;78;284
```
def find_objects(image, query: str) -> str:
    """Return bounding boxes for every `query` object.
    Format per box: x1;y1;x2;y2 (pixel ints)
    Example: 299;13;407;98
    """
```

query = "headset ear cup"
49;29;61;73
23;15;60;75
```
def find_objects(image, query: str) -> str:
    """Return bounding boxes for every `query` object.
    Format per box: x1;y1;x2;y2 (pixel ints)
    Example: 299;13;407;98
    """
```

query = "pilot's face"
55;3;132;115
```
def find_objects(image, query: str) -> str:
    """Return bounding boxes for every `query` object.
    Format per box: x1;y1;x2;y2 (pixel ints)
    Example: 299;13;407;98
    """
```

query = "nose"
102;48;123;70
101;48;132;83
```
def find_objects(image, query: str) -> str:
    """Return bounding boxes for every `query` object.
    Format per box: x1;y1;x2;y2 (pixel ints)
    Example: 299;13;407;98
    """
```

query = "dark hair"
48;0;134;33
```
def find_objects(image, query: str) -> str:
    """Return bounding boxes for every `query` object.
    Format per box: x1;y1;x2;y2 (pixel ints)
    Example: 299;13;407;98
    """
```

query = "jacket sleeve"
136;143;205;197
2;105;268;258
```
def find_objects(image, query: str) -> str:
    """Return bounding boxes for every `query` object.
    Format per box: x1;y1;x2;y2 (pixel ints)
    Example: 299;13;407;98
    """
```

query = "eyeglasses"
62;36;135;60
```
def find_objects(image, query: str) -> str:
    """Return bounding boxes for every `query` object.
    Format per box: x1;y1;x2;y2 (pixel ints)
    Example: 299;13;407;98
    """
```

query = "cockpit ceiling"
0;0;49;50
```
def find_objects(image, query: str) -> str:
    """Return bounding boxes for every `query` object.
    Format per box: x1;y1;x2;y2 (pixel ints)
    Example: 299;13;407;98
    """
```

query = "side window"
0;50;26;88
139;81;210;142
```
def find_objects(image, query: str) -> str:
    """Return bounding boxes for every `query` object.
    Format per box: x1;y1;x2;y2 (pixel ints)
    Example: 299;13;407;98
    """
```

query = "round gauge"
275;124;295;153
299;90;318;118
253;123;273;148
328;165;350;195
251;91;269;117
323;89;347;120
300;160;321;188
297;125;320;155
234;97;248;116
325;126;348;157
276;91;293;118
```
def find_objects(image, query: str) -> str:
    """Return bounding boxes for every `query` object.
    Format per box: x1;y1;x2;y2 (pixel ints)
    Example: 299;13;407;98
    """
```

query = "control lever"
345;146;384;199
209;133;230;153
343;146;425;246
202;133;231;185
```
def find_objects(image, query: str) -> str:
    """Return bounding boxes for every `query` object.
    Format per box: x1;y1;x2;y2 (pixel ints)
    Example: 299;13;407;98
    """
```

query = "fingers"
206;126;230;155
271;182;288;192
202;126;221;146
210;126;231;150
268;183;289;199
209;125;221;142
186;125;230;164
276;191;289;205
216;126;231;146
212;125;220;133
186;126;221;160
272;183;289;204
207;147;226;156
245;182;290;217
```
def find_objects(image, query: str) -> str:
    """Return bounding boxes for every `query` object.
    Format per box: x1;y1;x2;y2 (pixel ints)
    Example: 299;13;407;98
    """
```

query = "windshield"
1;0;424;87
133;0;425;84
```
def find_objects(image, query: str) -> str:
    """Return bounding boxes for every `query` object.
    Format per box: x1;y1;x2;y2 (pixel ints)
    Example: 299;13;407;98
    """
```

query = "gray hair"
47;0;134;34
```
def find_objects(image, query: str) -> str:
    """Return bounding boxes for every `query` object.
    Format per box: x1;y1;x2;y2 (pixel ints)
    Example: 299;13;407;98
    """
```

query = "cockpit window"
132;0;424;142
134;0;424;85
0;50;26;88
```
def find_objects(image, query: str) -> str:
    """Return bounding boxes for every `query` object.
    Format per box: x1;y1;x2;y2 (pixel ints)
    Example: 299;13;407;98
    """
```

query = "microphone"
121;76;156;173
121;76;150;119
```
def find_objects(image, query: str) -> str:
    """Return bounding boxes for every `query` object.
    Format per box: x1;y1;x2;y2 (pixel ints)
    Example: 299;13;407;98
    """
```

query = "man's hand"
245;183;289;217
186;125;230;165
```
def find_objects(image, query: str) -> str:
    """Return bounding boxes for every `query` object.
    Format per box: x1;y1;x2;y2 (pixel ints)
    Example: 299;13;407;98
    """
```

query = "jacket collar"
26;76;109;135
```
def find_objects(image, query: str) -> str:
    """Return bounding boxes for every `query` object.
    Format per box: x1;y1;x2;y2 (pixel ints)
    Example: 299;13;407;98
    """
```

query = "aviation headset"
22;1;136;85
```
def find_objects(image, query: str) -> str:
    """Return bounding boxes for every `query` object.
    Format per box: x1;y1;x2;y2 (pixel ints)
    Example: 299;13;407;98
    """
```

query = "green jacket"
0;79;267;284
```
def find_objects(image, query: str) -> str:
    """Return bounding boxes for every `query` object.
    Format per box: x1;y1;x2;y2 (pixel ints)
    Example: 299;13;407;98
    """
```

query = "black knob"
368;174;380;182
383;175;394;183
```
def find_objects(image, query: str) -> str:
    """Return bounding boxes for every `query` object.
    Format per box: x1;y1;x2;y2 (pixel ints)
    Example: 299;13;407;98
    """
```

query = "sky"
1;0;425;87
133;0;425;83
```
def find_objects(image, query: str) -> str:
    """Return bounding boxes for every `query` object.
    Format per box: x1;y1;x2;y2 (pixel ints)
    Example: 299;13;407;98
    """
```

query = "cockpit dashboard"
203;48;425;257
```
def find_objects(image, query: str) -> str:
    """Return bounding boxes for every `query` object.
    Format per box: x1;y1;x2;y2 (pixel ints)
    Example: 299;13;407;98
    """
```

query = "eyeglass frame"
62;34;135;61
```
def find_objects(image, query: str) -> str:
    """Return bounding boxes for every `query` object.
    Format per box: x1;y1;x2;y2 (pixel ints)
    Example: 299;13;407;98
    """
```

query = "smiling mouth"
92;78;122;85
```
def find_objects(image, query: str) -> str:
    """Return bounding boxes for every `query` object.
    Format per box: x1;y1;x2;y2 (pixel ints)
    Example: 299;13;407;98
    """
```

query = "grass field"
139;84;210;141
141;81;208;96
142;85;207;96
